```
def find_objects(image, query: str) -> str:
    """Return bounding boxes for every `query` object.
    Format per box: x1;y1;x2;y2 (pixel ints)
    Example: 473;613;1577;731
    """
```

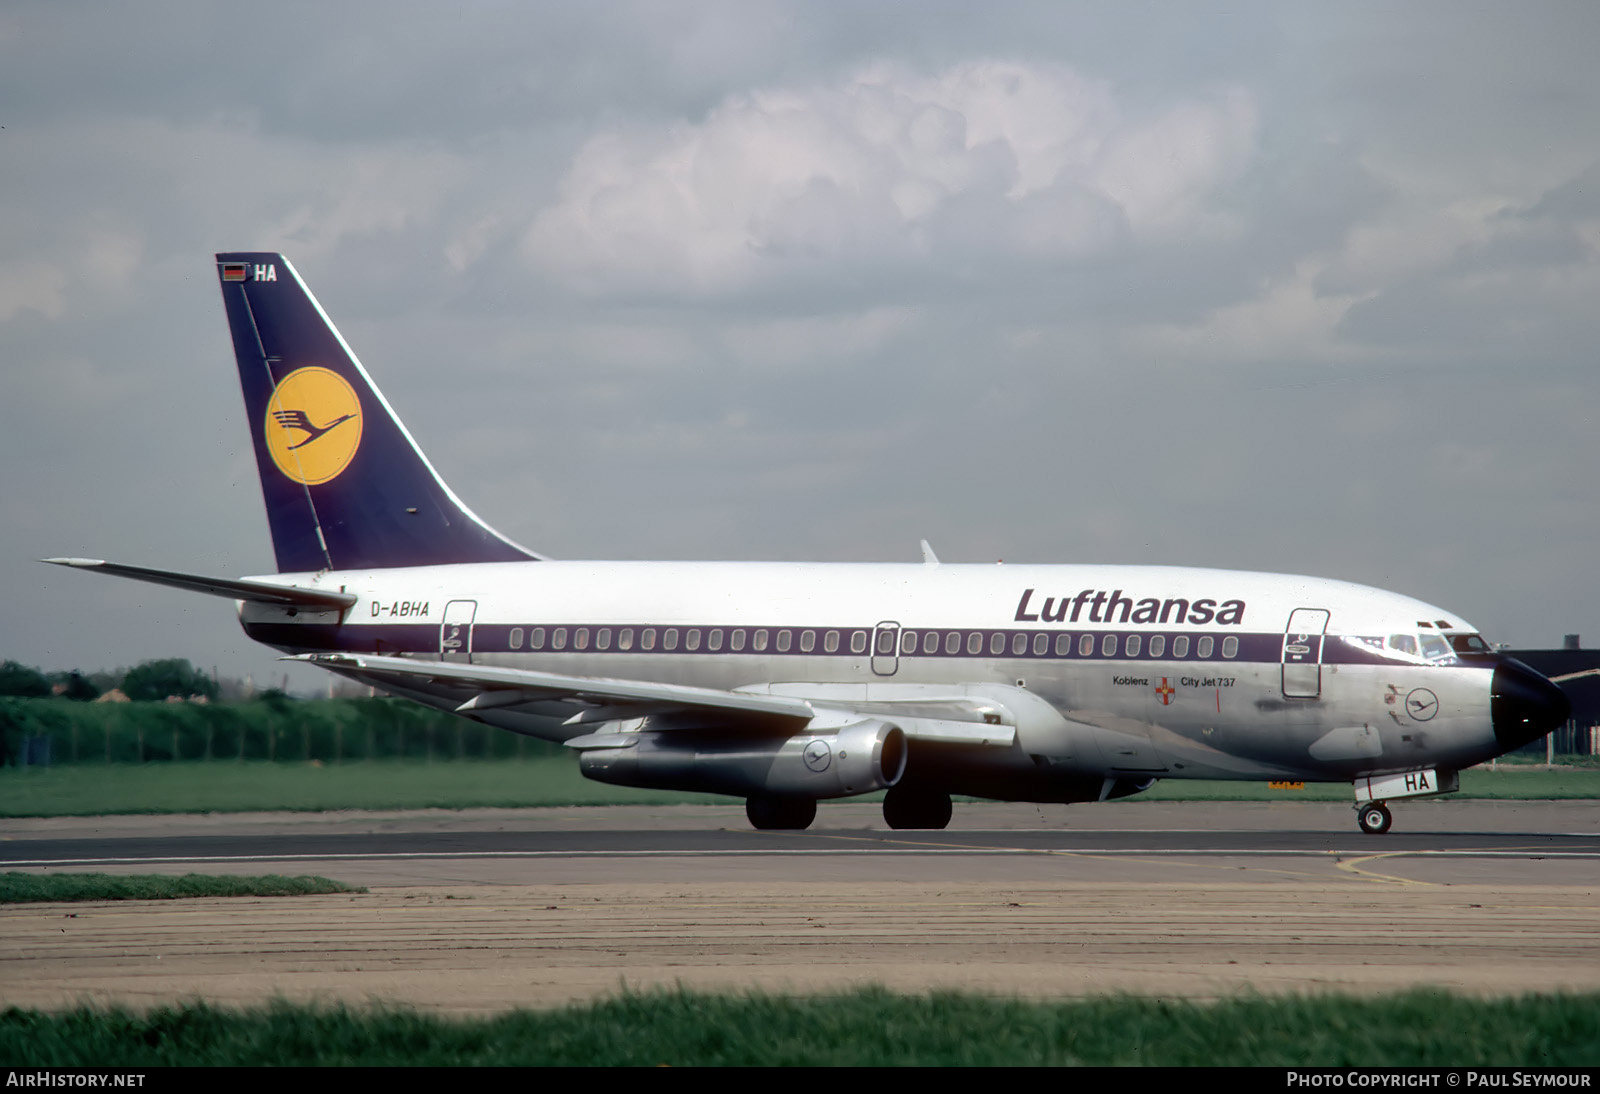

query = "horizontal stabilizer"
42;558;357;610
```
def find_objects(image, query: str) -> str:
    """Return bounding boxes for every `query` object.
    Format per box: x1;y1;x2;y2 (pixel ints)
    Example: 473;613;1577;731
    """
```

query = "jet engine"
578;719;907;799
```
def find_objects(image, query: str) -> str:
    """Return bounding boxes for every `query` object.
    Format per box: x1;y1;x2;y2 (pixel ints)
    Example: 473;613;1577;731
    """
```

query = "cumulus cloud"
522;60;1258;296
1127;260;1370;366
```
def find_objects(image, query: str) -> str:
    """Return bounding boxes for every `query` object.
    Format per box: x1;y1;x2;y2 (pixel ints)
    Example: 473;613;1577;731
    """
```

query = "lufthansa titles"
1014;588;1246;626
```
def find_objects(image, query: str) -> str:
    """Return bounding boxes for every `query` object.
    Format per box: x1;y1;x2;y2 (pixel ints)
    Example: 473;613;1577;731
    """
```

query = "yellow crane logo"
264;367;363;485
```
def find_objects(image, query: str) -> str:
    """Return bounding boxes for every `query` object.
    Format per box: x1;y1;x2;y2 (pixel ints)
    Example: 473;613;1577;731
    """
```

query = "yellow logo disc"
264;367;363;485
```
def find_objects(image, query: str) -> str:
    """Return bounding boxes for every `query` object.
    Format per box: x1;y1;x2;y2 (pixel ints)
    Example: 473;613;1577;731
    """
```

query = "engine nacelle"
579;719;907;799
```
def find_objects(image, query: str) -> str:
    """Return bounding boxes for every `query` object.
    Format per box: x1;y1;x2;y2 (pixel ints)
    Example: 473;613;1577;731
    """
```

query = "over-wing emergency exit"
48;253;1571;834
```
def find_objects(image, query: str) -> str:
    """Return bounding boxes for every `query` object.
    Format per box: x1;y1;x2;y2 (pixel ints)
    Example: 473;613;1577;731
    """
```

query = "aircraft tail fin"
215;253;542;573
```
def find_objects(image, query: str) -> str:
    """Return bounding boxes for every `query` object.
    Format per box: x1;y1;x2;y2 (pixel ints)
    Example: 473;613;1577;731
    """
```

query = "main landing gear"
745;795;817;830
1356;801;1393;835
882;786;953;830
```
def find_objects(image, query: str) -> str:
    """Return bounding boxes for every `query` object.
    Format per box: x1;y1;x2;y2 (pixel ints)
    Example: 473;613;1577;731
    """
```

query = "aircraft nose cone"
1491;659;1570;750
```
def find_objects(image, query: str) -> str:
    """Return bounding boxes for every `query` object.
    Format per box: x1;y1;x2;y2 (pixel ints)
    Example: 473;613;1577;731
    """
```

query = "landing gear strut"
882;786;953;830
745;795;817;830
1356;801;1393;835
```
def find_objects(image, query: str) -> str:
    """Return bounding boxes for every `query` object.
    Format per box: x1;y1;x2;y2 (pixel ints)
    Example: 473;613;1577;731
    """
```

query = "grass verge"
0;760;1594;818
0;872;363;903
1;989;1596;1066
0;758;726;816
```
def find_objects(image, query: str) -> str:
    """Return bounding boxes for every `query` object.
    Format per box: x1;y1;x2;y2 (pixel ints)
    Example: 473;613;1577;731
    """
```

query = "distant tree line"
0;658;219;703
0;694;561;766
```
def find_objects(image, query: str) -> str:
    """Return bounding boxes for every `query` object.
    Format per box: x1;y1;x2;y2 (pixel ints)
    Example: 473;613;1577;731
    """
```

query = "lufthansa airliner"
48;254;1570;833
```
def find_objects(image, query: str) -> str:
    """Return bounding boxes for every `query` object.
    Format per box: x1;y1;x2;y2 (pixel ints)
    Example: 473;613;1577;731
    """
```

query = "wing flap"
892;717;1016;746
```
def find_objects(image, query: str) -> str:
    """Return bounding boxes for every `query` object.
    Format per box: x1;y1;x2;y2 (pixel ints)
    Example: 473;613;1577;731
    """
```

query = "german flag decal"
221;262;249;282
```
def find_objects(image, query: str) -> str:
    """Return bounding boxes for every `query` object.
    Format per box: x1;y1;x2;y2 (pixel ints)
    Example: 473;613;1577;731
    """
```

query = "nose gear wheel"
1357;802;1393;835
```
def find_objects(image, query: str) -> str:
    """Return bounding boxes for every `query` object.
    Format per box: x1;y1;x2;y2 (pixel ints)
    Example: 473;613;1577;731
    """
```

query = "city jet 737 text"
48;253;1571;834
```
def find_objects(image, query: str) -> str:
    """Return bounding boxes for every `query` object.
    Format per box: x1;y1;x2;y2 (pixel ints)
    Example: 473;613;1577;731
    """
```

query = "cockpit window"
1387;634;1418;656
1451;633;1490;653
1419;633;1453;661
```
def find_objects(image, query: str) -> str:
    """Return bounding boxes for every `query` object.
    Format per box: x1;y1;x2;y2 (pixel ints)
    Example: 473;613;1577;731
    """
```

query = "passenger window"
709;629;724;651
1197;636;1214;658
531;627;545;650
575;628;590;651
641;628;655;650
924;632;938;654
1222;636;1238;659
686;629;701;651
1079;634;1094;657
509;627;523;650
731;629;746;651
552;627;567;651
900;631;916;654
1172;635;1188;658
1033;633;1048;656
596;628;611;651
967;632;983;655
753;629;768;651
993;633;1008;655
1008;633;1023;655
1125;634;1141;657
851;630;868;654
618;629;633;651
1149;635;1165;658
1056;634;1072;656
1101;634;1116;657
825;630;840;653
777;630;792;653
663;628;678;651
801;630;815;653
879;630;897;655
945;632;960;655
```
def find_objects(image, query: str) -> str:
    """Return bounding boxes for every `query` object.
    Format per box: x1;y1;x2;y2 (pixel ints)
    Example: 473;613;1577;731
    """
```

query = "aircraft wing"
43;558;357;610
291;652;818;725
290;652;1016;747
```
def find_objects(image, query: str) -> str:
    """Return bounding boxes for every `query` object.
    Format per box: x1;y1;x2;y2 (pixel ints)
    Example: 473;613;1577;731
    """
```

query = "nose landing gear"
1350;768;1458;835
1356;801;1393;835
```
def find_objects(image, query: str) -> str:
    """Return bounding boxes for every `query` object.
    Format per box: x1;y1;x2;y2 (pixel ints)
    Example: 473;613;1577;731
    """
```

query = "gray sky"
4;2;1598;689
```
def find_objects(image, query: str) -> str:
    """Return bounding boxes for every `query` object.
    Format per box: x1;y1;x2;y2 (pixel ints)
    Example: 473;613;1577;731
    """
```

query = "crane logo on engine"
802;738;832;772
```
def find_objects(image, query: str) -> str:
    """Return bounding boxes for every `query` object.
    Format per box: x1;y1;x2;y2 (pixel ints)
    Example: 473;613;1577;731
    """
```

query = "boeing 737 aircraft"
49;253;1571;834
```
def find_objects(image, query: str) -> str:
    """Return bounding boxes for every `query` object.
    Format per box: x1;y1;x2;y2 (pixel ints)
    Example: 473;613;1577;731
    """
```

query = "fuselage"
237;558;1545;793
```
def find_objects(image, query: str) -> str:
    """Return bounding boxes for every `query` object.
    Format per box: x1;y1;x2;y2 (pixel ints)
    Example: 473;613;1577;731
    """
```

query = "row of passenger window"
510;626;859;653
504;626;1239;661
894;630;1236;660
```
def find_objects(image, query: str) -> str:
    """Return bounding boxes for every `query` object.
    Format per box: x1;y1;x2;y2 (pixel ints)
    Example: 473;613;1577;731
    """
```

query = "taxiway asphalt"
3;801;1597;1011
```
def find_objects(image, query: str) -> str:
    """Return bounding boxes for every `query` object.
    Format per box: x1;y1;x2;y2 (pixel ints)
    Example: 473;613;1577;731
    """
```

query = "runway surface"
3;801;1598;1012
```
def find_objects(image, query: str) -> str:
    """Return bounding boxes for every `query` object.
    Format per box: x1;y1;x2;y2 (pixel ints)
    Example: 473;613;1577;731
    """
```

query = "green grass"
0;759;1595;818
1;989;1595;1065
0;758;726;816
0;872;363;903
